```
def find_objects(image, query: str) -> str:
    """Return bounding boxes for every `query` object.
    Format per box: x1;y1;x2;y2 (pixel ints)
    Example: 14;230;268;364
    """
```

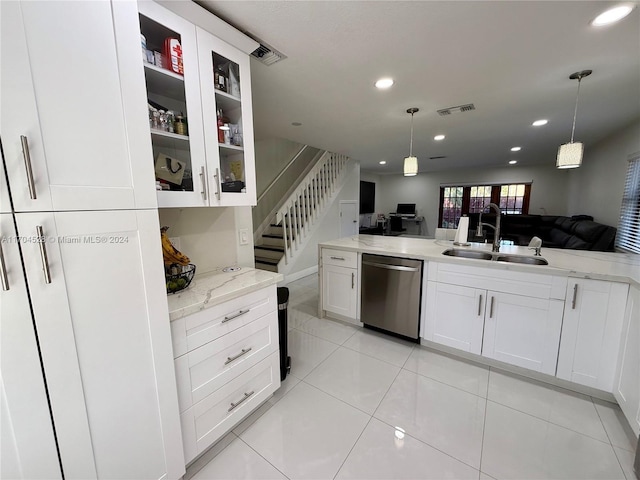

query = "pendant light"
557;70;591;169
404;108;419;176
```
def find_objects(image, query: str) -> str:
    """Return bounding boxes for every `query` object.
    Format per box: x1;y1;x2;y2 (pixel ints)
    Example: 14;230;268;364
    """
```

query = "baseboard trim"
280;265;318;285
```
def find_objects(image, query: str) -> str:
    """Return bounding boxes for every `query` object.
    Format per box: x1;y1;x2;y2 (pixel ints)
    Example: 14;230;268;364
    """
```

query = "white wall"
254;137;305;196
567;119;640;226
158;207;254;275
284;160;360;275
376;164;570;237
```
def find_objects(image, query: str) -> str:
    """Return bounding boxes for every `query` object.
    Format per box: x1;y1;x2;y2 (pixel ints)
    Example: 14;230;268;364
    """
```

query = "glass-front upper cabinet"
197;27;257;207
138;1;207;207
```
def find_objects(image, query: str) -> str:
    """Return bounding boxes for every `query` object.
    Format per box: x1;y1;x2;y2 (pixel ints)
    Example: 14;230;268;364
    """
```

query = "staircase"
254;152;350;273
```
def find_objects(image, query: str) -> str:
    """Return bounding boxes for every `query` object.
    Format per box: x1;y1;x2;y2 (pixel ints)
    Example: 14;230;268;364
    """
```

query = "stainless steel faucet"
476;203;502;252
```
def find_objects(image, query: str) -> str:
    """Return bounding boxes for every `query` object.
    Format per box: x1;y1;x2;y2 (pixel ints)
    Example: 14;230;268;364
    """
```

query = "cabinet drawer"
322;248;358;268
180;351;280;464
175;311;278;412
171;285;277;358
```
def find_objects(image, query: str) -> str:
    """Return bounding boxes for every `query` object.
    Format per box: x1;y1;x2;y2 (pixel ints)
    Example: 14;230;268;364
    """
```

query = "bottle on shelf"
174;114;187;136
214;62;228;92
217;109;226;143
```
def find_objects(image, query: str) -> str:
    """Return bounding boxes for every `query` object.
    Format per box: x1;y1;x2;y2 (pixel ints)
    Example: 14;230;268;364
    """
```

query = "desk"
388;215;426;236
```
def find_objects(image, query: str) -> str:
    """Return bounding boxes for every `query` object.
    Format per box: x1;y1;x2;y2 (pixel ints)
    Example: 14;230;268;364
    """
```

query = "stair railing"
276;152;349;263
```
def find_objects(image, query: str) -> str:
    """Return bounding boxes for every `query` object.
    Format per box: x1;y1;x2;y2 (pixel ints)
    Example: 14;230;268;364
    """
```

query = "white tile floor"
186;274;638;480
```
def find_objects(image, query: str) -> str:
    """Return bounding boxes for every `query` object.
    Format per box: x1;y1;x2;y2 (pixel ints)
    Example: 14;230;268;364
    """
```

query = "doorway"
340;201;358;237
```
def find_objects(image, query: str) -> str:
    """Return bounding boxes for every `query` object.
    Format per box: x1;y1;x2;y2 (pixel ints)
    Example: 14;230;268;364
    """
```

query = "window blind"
616;156;640;254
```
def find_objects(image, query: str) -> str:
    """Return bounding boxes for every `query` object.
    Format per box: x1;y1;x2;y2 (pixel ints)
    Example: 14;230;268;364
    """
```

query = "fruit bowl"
165;263;196;294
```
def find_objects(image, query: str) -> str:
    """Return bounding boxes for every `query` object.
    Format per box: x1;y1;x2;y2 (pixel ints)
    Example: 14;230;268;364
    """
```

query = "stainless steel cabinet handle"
362;261;419;272
351;271;355;289
330;256;345;261
478;294;483;316
489;296;495;318
222;309;249;323
36;226;51;284
224;347;252;365
213;168;221;201
200;166;207;201
571;284;578;310
21;136;37;200
228;390;255;412
0;241;9;291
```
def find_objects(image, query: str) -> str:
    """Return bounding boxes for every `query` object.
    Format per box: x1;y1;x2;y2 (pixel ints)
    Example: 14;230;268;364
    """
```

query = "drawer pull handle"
478;294;483;316
225;347;252;365
228;390;255;412
489;296;495;319
351;271;355;289
571;284;578;310
213;168;221;201
330;256;345;261
21;135;37;200
222;309;250;323
200;166;207;201
0;241;9;291
36;226;51;284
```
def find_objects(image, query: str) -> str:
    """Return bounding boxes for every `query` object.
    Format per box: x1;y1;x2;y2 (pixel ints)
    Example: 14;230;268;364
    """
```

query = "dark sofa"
466;213;617;252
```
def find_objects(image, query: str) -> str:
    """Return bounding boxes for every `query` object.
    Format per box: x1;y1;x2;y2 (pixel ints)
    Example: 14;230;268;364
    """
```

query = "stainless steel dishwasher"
361;254;423;341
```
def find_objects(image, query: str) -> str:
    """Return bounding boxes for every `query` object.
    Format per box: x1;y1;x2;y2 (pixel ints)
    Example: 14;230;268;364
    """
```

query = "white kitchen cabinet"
614;284;640;437
197;27;257;206
482;292;564;376
321;248;358;320
130;1;257;208
423;262;566;375
0;1;156;213
11;209;184;479
557;279;629;391
1;160;10;214
424;281;484;354
0;213;61;479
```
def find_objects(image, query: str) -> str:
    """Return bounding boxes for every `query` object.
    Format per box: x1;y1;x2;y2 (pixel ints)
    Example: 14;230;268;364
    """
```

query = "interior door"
0;213;61;479
340;201;358;237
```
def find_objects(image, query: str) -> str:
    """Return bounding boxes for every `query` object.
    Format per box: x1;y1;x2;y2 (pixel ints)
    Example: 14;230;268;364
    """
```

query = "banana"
161;226;190;266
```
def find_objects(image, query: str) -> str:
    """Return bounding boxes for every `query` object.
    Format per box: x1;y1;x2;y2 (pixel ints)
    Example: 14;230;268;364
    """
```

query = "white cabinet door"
0;214;61;479
1;158;11;214
322;264;357;319
135;0;208;208
424;281;484;354
615;285;640;437
557;279;629;391
1;1;156;212
482;292;563;375
197;27;257;206
16;209;184;479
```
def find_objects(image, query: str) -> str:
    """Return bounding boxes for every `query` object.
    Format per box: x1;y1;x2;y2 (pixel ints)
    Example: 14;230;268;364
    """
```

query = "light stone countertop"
167;267;283;321
320;235;640;287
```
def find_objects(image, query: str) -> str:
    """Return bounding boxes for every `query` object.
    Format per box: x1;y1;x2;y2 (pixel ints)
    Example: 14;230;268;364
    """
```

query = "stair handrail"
257;145;310;203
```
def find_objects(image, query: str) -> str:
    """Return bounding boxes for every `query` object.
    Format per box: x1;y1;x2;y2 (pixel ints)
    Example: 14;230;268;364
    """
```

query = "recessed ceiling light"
379;160;387;165
510;146;522;152
374;78;394;89
509;160;518;165
591;5;635;26
434;134;445;141
291;122;302;126
532;119;548;127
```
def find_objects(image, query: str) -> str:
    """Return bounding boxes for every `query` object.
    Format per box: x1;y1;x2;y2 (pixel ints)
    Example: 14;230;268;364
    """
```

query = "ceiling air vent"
250;42;287;66
437;103;476;116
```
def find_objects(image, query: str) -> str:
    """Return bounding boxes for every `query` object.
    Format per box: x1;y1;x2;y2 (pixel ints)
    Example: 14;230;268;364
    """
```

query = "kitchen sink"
442;249;493;260
495;255;549;265
441;249;549;265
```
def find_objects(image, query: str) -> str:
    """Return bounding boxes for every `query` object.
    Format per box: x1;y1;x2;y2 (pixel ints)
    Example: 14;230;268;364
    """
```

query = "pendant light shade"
556;70;591;169
404;108;419;176
404;156;418;176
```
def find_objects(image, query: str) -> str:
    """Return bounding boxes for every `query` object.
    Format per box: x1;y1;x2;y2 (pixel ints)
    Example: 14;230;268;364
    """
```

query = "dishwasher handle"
362;260;419;272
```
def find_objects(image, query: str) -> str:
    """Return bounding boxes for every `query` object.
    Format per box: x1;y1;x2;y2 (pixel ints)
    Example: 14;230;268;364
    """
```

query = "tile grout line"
591;396;629;478
478;367;492;478
237;435;292;480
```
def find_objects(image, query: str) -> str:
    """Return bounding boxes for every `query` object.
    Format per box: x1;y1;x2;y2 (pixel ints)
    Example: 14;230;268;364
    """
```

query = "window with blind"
616;156;640;254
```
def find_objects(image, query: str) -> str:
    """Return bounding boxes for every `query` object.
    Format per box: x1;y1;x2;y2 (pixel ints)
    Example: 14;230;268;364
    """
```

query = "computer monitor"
396;203;416;215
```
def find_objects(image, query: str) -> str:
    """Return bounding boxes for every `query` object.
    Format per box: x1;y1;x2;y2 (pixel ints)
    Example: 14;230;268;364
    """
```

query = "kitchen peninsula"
318;235;640;437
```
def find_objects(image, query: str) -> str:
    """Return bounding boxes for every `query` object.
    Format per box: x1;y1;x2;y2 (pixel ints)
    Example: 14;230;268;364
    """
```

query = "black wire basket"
165;264;196;294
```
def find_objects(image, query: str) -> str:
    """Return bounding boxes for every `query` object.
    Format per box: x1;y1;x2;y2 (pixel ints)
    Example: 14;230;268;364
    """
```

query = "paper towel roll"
454;216;469;244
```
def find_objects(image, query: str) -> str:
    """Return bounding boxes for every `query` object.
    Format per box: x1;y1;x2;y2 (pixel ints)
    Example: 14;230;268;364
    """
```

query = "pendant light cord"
409;112;414;157
570;77;582;143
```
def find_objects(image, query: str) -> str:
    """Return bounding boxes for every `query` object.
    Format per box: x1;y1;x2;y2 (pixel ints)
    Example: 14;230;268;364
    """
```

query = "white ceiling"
199;1;640;174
